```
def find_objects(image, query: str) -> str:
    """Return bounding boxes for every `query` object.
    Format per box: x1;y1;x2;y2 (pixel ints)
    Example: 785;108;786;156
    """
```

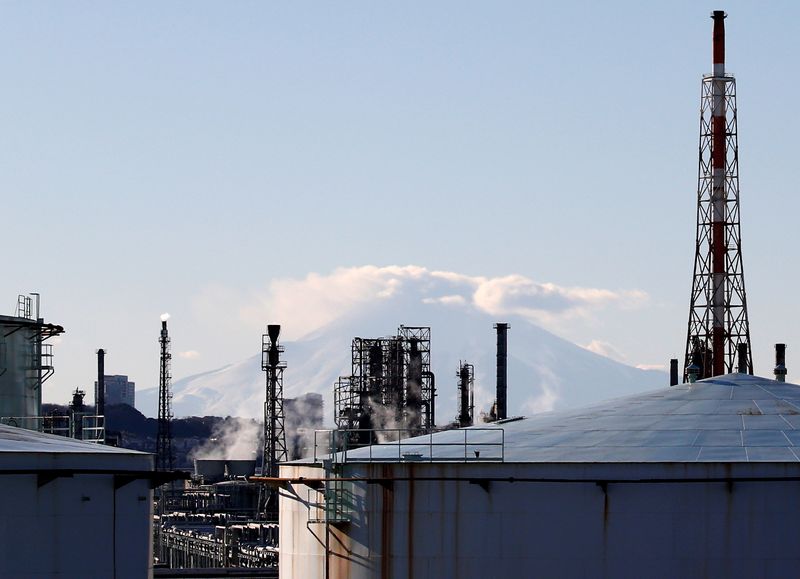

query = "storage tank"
0;423;159;578
225;459;257;477
194;458;227;483
279;373;800;579
0;313;63;423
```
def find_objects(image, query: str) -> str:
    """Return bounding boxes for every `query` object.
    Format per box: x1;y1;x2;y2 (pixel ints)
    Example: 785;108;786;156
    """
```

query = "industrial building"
334;325;435;444
96;374;136;408
279;372;800;578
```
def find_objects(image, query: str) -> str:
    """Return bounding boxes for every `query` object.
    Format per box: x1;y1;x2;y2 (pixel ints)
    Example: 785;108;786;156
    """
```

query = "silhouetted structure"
456;361;474;428
261;324;288;519
334;325;435;445
685;11;752;380
156;316;173;471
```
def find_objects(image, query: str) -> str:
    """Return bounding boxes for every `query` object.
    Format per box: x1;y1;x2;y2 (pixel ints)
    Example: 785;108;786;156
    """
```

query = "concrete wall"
280;462;800;579
0;473;153;578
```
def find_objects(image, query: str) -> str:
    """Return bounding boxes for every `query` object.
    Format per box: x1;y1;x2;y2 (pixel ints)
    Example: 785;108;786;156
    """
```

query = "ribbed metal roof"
340;373;800;463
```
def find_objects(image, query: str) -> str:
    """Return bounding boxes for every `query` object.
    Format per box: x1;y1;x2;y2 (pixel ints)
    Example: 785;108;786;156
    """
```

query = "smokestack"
669;359;679;386
710;10;727;377
96;349;105;417
267;324;281;366
775;343;787;382
712;10;726;76
737;343;748;373
495;323;509;420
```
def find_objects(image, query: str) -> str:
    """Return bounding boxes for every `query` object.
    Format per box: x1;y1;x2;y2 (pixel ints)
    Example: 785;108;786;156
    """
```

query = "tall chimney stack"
710;10;727;377
684;10;752;380
494;323;509;420
96;349;105;417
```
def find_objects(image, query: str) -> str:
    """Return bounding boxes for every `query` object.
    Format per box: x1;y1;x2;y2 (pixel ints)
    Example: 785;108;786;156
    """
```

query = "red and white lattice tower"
684;11;752;380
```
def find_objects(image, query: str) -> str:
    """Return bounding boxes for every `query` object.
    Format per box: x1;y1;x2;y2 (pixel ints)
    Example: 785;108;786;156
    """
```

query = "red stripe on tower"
685;10;752;381
710;10;727;377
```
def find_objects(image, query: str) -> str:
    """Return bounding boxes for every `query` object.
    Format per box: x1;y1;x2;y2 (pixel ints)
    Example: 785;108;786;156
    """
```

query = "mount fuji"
138;267;666;423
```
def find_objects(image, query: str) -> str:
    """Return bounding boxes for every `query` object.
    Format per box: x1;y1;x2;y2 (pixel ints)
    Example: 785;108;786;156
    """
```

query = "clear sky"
2;1;798;409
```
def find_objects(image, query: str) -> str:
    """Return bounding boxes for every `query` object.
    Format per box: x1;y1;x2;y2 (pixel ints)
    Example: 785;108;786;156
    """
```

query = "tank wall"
0;473;153;578
280;462;800;579
0;323;39;419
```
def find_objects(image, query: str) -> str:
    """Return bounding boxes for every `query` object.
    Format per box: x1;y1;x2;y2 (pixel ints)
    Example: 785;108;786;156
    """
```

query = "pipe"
775;343;787;382
669;359;679;386
249;474;800;486
710;10;727;377
494;323;509;420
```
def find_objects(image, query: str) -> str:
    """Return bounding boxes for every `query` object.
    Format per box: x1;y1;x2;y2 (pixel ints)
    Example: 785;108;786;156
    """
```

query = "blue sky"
2;1;798;408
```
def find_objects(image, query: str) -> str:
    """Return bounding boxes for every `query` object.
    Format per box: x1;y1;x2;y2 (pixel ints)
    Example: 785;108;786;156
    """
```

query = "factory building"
279;372;800;578
96;374;136;408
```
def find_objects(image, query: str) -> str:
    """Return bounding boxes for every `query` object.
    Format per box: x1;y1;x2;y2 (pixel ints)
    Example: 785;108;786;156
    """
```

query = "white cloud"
197;265;648;342
178;350;201;360
583;340;628;363
636;363;667;371
421;294;468;307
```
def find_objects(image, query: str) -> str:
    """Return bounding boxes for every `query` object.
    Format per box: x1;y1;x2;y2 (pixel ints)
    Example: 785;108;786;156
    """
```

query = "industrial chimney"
775;344;787;382
669;359;679;386
684;10;752;379
96;349;105;417
495;323;509;420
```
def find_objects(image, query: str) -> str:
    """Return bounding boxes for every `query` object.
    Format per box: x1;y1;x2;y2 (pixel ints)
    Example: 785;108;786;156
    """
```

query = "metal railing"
0;414;105;443
306;482;354;524
312;427;504;464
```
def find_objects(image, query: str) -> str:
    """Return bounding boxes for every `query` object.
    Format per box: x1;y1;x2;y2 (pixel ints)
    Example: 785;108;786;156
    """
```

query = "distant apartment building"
94;375;135;408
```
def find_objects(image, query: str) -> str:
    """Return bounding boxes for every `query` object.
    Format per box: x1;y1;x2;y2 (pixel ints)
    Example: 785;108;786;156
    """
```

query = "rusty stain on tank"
407;466;415;579
380;464;393;579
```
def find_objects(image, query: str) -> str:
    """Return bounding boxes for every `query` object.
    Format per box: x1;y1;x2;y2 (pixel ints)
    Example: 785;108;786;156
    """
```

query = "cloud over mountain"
200;265;649;342
140;266;663;421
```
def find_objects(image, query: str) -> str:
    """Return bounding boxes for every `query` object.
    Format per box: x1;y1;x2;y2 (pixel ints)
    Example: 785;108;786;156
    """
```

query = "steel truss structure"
334;325;435;445
156;318;174;471
685;12;752;380
261;325;287;519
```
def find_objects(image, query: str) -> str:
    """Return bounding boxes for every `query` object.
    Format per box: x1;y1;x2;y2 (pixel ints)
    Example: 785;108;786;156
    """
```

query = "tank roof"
0;424;152;471
331;373;800;464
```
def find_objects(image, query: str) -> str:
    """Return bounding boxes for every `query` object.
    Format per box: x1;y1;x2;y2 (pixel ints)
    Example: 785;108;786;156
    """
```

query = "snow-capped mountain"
138;289;667;422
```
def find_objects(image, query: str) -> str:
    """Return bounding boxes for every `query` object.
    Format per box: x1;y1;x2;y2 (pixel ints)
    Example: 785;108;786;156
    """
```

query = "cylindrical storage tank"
194;459;226;484
0;424;154;578
225;459;256;477
0;316;41;423
280;374;800;579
